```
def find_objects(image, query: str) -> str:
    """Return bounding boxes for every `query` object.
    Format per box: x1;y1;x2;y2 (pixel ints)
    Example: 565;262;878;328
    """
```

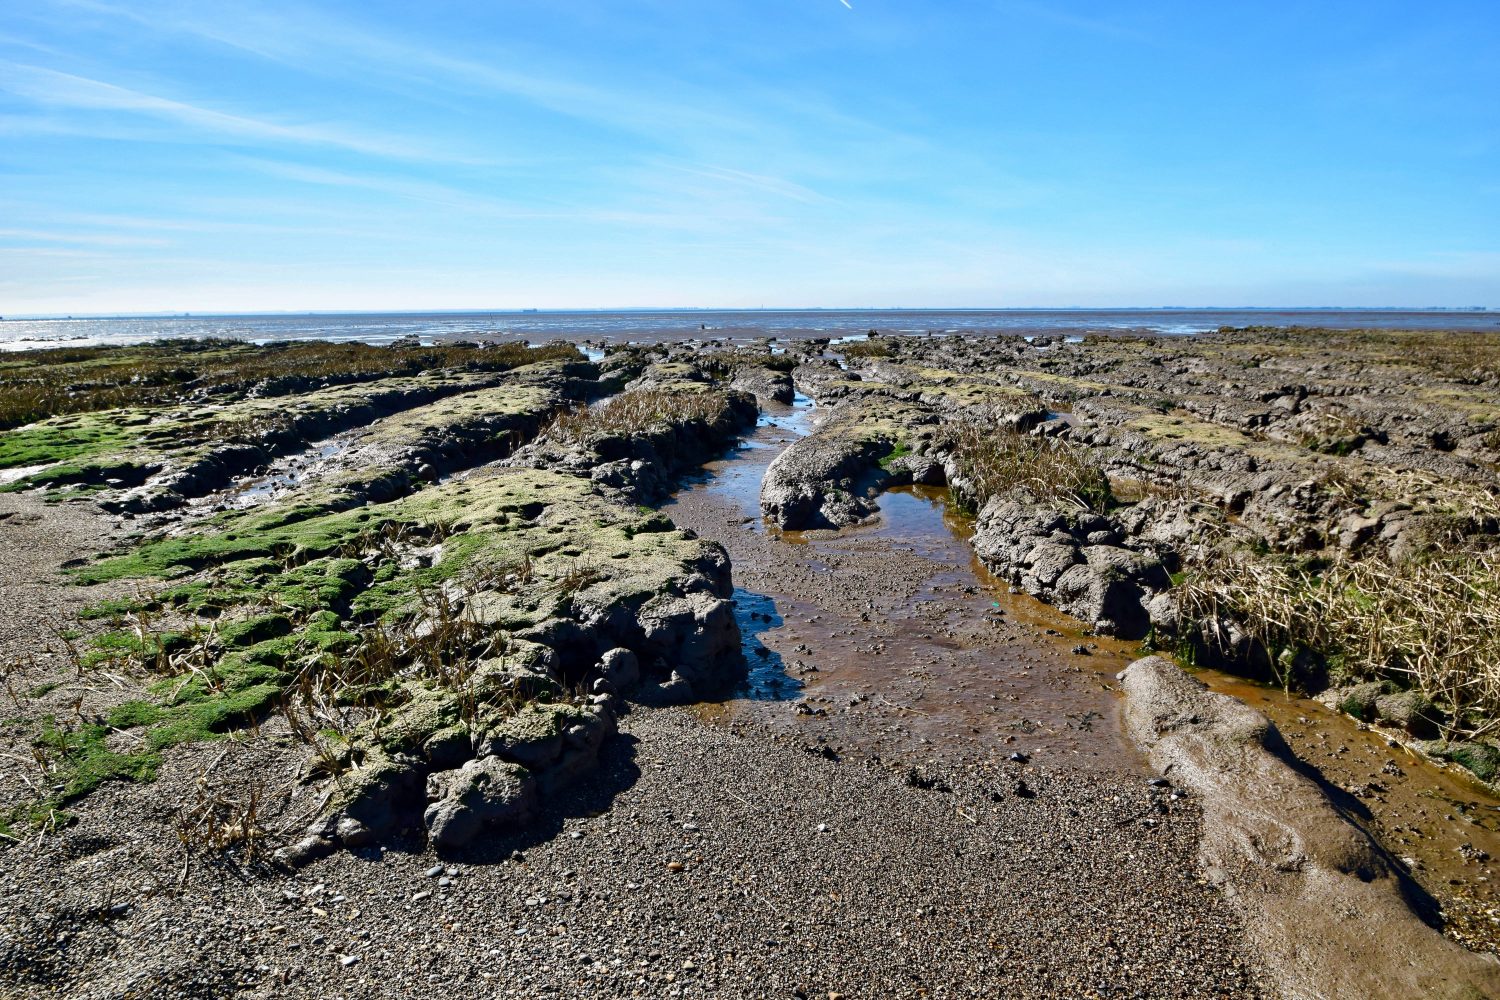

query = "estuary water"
2;307;1495;352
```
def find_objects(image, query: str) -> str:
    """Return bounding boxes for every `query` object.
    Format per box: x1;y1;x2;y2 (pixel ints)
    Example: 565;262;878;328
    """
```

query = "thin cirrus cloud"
47;0;911;166
47;1;750;141
2;1;1496;312
0;62;484;164
0;226;167;247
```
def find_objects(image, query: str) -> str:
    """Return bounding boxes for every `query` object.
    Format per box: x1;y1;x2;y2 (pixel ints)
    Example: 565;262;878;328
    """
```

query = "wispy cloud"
44;2;746;141
0;226;168;246
42;0;915;167
0;62;481;163
233;158;544;216
659;163;834;206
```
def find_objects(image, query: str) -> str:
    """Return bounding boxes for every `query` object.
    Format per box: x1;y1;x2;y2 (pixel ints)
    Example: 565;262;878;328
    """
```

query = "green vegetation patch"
0;338;584;432
36;715;161;800
878;442;912;471
0;414;140;471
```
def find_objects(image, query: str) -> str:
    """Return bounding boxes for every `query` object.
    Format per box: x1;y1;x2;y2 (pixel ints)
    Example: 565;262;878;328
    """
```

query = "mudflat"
1;329;1497;998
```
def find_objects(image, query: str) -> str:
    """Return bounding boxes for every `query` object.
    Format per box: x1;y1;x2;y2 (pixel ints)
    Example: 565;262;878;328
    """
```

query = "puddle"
0;462;59;486
197;436;347;510
732;587;803;701
672;392;814;525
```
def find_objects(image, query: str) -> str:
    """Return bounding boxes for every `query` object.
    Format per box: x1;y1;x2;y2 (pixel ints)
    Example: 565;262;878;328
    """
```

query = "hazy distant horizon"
3;304;1493;323
6;306;1497;354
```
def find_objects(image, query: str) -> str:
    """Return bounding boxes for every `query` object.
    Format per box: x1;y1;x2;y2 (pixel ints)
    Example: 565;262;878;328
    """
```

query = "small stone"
816;823;829;834
1008;751;1030;764
336;816;373;848
425;865;444;878
338;955;360;968
411;891;431;902
666;861;685;872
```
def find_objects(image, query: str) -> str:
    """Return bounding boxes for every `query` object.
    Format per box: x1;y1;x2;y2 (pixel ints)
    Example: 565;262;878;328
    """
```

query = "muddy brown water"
664;392;1500;953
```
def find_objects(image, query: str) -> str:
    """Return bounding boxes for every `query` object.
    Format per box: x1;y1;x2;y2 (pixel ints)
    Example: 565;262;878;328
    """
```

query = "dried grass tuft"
543;389;732;444
1179;547;1500;739
946;421;1112;514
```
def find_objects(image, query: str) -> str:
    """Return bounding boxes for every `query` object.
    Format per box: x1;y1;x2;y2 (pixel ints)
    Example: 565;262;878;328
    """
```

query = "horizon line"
2;304;1494;321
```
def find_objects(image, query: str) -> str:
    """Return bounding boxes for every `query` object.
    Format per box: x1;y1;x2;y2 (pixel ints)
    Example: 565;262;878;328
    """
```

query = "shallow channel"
663;391;1500;946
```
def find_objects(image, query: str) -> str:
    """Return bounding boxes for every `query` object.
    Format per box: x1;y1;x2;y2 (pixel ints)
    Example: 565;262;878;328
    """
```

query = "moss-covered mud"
0;341;752;855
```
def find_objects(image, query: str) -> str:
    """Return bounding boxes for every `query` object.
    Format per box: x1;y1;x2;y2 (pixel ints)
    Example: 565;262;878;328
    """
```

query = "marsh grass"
543;388;732;443
1179;546;1500;739
1217;326;1500;383
946;421;1112;514
839;340;892;359
172;770;269;862
702;349;798;374
0;339;579;430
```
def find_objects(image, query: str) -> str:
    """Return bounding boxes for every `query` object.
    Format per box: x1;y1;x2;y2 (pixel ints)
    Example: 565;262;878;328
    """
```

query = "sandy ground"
0;706;1266;999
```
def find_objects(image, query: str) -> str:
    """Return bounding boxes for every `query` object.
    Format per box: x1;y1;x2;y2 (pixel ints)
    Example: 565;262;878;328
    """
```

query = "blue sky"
1;1;1497;314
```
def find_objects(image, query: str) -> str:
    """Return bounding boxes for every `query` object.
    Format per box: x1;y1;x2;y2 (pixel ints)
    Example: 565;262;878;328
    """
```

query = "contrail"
839;0;852;8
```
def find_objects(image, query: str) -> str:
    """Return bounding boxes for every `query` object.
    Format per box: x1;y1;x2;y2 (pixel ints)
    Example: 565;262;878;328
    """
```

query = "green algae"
23;362;742;830
36;716;161;800
0;414;141;472
77;597;144;622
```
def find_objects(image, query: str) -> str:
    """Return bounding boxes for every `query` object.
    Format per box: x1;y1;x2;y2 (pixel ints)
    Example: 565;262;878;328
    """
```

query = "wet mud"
666;392;1500;954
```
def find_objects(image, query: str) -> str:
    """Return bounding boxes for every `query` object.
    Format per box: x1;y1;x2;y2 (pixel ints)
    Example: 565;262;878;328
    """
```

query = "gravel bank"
1;707;1267;999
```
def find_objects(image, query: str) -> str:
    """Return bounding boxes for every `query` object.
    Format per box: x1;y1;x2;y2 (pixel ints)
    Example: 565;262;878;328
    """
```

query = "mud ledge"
0;349;759;864
1121;655;1500;1000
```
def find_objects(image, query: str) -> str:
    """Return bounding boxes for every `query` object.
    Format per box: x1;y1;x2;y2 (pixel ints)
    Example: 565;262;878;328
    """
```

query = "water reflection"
732;587;802;701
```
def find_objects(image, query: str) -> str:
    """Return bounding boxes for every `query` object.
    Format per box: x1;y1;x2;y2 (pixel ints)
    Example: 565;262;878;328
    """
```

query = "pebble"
425;865;444;878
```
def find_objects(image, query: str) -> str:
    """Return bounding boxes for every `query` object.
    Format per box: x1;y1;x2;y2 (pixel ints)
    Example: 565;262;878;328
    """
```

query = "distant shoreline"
0;305;1491;322
3;307;1497;353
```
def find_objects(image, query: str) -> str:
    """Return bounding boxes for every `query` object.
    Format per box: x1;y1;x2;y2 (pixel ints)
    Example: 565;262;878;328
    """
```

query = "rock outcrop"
971;491;1170;637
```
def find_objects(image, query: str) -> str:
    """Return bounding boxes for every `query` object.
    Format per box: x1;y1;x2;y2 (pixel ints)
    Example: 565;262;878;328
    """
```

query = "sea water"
1;307;1494;352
